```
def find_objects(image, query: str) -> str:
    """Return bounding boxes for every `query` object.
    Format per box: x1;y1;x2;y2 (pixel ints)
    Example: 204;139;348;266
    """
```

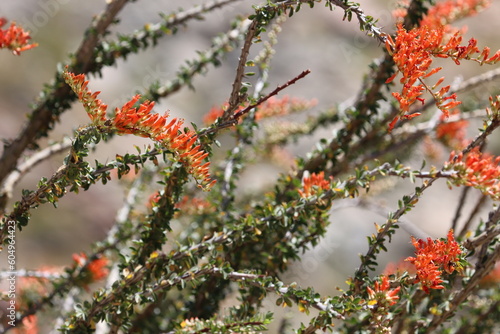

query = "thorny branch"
142;18;250;101
328;0;386;44
225;19;259;119
0;0;129;190
200;69;311;136
0;138;72;212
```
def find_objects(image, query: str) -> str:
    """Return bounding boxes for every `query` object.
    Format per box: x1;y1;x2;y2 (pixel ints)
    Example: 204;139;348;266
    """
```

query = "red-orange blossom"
405;229;463;293
386;0;499;131
0;17;37;55
63;71;215;190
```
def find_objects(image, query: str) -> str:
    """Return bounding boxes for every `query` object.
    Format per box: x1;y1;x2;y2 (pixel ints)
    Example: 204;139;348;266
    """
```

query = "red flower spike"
402;112;421;120
113;96;215;189
87;257;109;281
254;95;317;120
383;259;417;277
202;96;317;126
0;18;38;55
203;101;244;125
480;46;490;61
388;116;399;132
298;171;332;198
405;229;463;293
64;71;215;189
72;252;109;284
435;109;469;150
394;1;492;29
423;67;442;78
436;85;450;98
20;314;38;334
480;261;500;286
174;195;214;216
385;72;398;84
487;50;500;63
388;23;458;121
203;105;225;125
366;275;401;307
446;147;500;199
63;71;108;125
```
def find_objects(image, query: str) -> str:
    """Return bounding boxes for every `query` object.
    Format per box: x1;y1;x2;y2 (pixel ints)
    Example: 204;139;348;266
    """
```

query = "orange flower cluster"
435;109;469;150
202;106;222;125
386;0;500;131
255;95;317;120
116;95;215;189
64;71;215;190
298;171;332;198
386;24;459;130
480;260;500;286
63;71;108;124
174;195;214;216
447;148;500;200
391;0;410;20
72;252;109;282
149;192;214;215
0;18;37;55
203;102;244;125
420;0;491;29
366;275;401;307
202;95;317;125
393;0;490;27
405;229;462;293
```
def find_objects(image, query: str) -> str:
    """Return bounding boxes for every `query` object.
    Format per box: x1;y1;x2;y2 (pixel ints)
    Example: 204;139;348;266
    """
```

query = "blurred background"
1;0;500;330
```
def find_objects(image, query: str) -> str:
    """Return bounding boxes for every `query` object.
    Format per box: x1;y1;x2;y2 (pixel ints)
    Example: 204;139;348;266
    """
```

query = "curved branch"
0;0;129;197
0;138;72;211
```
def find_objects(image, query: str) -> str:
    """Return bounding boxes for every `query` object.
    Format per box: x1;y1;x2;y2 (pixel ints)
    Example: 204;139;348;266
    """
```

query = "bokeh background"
1;0;500;331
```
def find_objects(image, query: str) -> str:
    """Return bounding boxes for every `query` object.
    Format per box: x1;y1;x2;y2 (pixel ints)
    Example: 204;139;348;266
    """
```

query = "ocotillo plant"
1;0;500;333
